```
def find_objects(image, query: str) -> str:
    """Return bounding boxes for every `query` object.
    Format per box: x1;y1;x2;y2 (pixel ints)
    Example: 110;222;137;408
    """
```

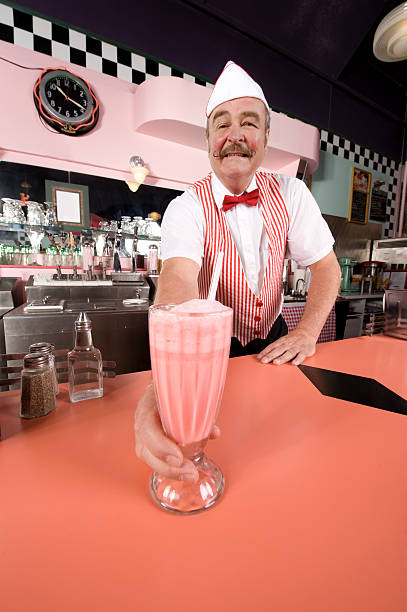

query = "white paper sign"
55;190;81;223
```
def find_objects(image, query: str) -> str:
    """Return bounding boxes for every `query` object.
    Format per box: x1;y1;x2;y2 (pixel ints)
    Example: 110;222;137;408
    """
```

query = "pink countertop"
1;335;406;611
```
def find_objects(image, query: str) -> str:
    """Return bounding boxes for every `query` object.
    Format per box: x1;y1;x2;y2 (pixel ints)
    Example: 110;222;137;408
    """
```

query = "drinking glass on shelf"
13;200;26;224
82;240;95;271
43;201;58;226
148;300;233;514
146;217;162;239
132;216;143;235
108;220;118;233
136;219;147;237
92;230;108;257
120;216;133;234
25;227;45;254
99;221;110;231
1;198;17;223
143;218;156;238
26;201;45;226
0;198;8;222
45;246;57;266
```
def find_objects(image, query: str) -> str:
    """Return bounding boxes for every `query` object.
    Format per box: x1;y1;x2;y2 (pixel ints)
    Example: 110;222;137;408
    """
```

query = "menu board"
370;179;388;222
348;167;371;224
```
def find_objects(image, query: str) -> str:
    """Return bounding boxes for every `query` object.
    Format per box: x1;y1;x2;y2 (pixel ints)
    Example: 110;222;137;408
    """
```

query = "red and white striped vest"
193;171;289;345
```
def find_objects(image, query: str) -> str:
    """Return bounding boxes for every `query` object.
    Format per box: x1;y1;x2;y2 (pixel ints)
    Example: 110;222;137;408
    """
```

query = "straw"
207;251;224;300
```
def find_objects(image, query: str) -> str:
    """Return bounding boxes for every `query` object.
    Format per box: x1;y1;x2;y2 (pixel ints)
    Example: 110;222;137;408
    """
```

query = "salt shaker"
68;312;103;403
20;353;56;419
29;342;59;395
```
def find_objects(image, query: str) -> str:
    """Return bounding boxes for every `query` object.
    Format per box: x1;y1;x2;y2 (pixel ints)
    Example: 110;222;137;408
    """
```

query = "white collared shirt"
161;172;334;296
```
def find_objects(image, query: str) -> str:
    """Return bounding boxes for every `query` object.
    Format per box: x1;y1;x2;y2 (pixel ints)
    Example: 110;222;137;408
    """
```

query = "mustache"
212;144;255;159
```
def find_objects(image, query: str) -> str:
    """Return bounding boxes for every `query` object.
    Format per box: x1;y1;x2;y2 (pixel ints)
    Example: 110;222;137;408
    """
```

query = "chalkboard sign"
348;167;371;224
370;179;388;222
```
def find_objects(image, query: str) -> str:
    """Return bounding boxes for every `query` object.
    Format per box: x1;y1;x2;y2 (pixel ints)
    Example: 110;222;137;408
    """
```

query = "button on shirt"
161;172;334;297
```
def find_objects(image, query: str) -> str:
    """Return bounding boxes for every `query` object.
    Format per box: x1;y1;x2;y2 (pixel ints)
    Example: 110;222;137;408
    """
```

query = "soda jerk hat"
206;60;269;117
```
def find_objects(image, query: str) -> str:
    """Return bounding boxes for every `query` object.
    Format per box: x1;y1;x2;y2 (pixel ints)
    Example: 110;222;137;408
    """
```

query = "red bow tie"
222;188;259;212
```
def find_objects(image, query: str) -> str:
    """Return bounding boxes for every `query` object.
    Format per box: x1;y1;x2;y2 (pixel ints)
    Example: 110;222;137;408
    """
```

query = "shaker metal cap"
24;352;49;368
29;342;53;355
75;311;92;330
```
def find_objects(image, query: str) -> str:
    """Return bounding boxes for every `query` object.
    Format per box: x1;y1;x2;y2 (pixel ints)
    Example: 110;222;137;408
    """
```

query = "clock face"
34;69;99;135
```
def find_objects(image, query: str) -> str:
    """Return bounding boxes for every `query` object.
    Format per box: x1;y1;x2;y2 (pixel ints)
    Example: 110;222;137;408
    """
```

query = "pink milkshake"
149;299;233;445
148;299;233;514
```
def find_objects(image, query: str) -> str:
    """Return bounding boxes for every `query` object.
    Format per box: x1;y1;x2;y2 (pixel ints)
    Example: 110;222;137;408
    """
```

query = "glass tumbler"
148;301;233;514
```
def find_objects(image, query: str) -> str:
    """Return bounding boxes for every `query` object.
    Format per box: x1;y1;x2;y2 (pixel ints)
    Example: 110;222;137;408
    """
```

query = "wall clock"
33;68;99;136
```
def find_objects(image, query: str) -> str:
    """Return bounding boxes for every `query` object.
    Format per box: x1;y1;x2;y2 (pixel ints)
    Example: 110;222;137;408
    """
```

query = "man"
135;61;341;482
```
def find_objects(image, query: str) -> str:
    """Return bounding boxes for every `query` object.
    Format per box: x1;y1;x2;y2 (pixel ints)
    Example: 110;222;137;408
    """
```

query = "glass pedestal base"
150;451;224;515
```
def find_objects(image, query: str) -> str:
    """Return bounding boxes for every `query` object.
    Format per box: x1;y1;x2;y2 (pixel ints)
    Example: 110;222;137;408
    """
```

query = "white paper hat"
206;60;269;117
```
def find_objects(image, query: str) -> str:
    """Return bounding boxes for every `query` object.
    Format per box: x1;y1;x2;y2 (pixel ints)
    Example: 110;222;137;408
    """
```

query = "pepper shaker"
29;342;59;395
20;353;56;419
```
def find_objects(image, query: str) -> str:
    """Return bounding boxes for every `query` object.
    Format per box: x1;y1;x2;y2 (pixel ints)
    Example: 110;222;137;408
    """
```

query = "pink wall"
134;75;320;175
0;41;319;189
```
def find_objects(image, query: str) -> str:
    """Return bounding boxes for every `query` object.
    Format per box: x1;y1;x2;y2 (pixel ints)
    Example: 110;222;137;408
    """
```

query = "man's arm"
257;250;341;365
154;257;200;305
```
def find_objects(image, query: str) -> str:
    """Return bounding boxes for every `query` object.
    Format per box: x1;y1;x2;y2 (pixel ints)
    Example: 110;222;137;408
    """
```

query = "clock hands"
67;97;87;111
55;85;67;99
55;85;86;111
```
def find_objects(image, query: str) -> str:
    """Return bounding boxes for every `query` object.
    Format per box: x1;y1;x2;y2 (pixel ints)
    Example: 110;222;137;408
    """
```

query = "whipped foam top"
172;299;230;314
150;299;233;353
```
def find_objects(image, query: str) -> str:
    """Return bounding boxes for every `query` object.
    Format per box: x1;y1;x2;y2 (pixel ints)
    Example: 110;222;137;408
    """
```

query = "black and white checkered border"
0;4;399;237
0;3;214;88
320;129;399;238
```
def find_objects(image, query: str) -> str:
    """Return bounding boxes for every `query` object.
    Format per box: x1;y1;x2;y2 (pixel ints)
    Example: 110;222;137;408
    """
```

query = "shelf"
339;292;385;299
0;223;160;241
0;223;66;234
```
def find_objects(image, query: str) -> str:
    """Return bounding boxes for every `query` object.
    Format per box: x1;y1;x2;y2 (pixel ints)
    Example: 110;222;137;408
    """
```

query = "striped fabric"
193;171;289;345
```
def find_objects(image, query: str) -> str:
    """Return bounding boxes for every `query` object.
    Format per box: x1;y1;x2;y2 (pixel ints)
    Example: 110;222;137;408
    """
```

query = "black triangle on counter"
298;366;407;416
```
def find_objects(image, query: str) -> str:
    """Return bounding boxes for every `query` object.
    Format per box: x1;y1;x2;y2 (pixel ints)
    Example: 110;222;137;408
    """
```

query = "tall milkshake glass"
149;299;233;514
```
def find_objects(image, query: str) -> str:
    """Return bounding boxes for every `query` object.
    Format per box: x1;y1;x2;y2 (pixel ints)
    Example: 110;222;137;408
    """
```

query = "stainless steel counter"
25;273;151;302
0;278;18;355
4;299;151;375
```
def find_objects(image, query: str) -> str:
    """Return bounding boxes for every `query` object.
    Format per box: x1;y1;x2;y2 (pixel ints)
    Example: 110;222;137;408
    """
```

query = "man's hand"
256;329;316;366
257;251;341;366
135;382;220;482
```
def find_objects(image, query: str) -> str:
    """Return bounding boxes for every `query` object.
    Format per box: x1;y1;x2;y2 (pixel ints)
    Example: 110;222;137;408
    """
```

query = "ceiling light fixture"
126;156;149;192
373;2;407;62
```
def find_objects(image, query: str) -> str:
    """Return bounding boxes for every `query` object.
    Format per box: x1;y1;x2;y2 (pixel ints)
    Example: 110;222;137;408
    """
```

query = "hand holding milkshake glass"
149;296;233;514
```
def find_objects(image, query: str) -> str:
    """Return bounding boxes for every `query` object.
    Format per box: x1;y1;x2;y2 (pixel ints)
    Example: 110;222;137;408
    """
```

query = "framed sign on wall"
45;180;89;231
370;180;388;223
348;167;371;224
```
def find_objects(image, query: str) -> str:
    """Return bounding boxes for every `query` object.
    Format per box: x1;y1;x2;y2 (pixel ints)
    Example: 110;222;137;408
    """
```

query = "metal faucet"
131;238;138;273
295;278;305;295
102;262;107;281
56;264;62;280
113;239;122;272
73;265;78;280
